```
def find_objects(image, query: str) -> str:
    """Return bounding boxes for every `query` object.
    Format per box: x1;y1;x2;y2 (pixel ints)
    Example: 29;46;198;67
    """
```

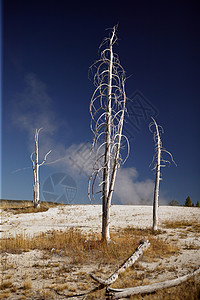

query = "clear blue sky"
1;0;200;205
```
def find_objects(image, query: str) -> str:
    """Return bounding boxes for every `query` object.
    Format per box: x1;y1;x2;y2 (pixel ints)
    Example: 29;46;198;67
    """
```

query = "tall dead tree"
88;26;129;242
149;118;176;230
30;128;51;208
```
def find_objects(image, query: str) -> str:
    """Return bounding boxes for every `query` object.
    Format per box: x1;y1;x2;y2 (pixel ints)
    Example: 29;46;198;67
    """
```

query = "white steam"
114;167;154;204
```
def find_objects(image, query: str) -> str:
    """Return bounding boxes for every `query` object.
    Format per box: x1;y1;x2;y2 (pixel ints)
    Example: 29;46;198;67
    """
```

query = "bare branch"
38;150;52;166
30;152;35;165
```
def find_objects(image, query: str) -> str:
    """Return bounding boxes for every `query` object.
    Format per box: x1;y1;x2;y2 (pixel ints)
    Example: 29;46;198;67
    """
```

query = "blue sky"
1;0;200;205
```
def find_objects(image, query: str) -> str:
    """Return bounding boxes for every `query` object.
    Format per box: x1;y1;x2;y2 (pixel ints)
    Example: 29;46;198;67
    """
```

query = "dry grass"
83;277;200;300
0;199;63;214
0;292;11;299
0;228;179;264
0;281;13;290
0;227;183;298
0;199;33;208
1;204;199;299
3;205;49;214
128;276;200;300
162;219;200;232
22;280;32;290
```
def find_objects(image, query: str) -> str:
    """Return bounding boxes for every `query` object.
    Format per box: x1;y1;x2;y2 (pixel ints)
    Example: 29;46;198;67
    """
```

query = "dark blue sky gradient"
1;0;200;205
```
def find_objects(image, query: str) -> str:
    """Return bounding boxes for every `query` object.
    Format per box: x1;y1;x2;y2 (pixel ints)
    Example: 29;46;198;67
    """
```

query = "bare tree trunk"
152;119;161;231
107;267;200;299
106;80;126;235
91;240;150;286
89;26;129;242
149;118;176;231
102;28;114;242
34;131;40;208
30;128;51;208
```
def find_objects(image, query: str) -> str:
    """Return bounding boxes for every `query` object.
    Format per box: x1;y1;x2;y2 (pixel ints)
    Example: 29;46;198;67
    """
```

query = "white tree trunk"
107;267;200;299
31;128;51;208
150;118;176;231
105;81;126;238
102;28;114;242
152;119;161;231
34;132;40;208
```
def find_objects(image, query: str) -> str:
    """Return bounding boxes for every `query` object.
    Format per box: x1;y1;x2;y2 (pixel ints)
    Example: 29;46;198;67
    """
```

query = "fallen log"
107;266;200;299
90;239;150;286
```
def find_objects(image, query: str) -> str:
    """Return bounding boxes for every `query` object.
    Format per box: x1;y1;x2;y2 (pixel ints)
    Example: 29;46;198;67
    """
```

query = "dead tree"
30;128;51;208
149;118;176;230
88;25;129;242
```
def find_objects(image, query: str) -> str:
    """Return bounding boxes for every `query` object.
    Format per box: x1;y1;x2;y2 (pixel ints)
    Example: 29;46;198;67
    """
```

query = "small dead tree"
149;118;176;230
30;128;51;208
88;26;129;242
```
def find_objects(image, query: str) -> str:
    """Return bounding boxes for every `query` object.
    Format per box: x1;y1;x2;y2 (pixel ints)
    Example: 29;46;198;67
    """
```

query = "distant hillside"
0;199;32;205
0;199;64;207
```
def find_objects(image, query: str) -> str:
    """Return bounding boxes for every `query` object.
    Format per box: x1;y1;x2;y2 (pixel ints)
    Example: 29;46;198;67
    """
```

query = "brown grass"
162;220;200;232
22;280;32;290
0;199;63;214
0;228;179;264
3;205;49;214
0;292;11;299
1;204;199;299
128;276;200;300
0;281;13;290
82;276;200;300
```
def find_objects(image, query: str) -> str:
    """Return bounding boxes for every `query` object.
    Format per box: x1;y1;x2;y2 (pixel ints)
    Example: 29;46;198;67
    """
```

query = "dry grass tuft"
122;226;164;236
3;205;49;214
22;280;32;290
162;220;200;232
0;199;63;214
38;289;55;299
0;292;11;299
0;281;13;290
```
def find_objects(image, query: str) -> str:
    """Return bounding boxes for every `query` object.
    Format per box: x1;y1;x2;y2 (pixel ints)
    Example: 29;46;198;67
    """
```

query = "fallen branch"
90;239;150;286
107;266;200;299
